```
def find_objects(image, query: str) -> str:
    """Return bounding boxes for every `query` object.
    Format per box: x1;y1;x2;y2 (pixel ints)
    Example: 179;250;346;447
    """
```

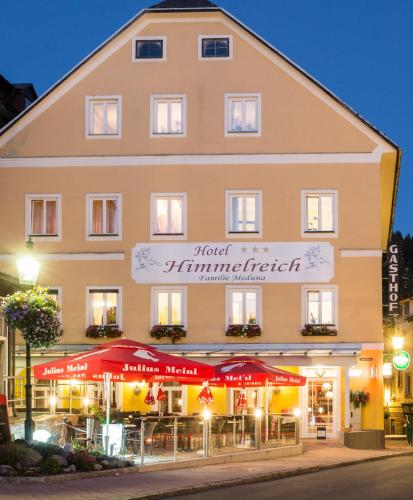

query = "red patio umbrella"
236;389;248;410
156;386;166;402
33;339;213;384
211;357;306;388
197;381;214;405
144;383;156;406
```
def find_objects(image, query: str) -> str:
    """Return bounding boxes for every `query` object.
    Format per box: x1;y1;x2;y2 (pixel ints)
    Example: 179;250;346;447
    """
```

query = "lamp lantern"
16;238;40;286
392;335;405;351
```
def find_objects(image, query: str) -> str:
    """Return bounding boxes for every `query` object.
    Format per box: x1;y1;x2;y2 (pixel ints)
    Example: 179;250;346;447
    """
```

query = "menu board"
0;394;11;443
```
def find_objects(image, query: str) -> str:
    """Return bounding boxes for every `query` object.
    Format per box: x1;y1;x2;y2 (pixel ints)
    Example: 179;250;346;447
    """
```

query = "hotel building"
0;0;400;438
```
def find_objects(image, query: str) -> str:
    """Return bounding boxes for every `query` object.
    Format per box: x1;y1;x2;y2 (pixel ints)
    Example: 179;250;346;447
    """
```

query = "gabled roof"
149;0;218;8
0;0;399;154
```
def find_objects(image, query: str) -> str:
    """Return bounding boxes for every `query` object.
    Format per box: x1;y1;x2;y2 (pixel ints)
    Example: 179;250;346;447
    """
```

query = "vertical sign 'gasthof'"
388;244;400;316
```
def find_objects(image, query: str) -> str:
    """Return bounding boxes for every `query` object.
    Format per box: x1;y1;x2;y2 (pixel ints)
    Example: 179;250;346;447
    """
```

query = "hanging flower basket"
1;287;63;349
350;389;370;409
226;324;262;338
150;325;186;344
301;324;337;336
85;325;122;339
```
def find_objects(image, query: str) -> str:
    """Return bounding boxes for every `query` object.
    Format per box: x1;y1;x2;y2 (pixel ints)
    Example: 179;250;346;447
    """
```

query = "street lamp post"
16;238;40;441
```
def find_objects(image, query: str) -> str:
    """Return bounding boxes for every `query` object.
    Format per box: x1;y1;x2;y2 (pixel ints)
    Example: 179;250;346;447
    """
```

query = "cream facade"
0;1;400;437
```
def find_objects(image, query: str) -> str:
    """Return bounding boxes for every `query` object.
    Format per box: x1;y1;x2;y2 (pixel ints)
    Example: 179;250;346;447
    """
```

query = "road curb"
129;450;413;500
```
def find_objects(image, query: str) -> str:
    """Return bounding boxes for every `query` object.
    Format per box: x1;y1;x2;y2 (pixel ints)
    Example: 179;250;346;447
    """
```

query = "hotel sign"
387;244;400;316
132;242;334;284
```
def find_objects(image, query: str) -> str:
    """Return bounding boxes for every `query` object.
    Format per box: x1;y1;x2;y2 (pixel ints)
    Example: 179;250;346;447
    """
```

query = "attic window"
133;37;166;61
199;35;232;59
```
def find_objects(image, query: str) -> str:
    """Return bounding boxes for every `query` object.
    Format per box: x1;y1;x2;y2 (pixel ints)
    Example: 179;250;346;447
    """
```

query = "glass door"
300;369;339;438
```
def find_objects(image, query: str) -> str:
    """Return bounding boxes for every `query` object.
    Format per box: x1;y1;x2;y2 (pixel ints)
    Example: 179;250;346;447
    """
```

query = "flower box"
86;325;122;339
226;324;262;338
150;325;186;344
301;324;337;336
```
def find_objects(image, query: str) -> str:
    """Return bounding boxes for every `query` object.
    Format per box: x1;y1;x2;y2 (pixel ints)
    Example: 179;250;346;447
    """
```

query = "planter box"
301;325;337;336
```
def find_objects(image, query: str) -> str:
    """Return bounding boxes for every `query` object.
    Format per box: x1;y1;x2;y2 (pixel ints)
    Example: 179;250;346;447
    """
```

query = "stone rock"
63;443;74;454
69;464;76;472
93;464;103;471
18;448;42;468
100;460;111;469
0;465;17;477
50;454;68;467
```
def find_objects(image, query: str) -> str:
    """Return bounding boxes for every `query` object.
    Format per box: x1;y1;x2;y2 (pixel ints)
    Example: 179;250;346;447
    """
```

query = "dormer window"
133;37;166;61
199;35;232;59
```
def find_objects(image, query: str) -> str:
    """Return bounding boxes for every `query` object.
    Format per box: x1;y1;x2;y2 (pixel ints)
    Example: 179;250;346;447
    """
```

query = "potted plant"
350;389;370;409
85;325;122;339
150;324;186;344
301;324;337;336
226;320;262;338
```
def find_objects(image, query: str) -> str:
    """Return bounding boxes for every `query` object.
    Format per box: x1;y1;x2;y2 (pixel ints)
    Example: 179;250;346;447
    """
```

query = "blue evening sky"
1;0;412;234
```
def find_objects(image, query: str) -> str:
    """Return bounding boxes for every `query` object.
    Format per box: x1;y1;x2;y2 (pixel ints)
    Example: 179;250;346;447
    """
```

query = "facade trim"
340;249;382;257
0;151;384;168
0;253;125;262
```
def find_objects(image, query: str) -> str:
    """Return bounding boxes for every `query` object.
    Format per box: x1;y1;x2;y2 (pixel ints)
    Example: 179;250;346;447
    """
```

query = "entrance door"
231;388;262;414
158;382;185;415
300;367;340;438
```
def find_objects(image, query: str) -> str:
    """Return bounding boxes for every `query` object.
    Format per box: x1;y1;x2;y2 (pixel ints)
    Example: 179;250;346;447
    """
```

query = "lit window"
153;288;186;326
227;191;261;235
25;194;61;240
151;194;187;239
135;39;164;59
86;97;121;137
200;37;230;58
151;95;186;136
88;288;120;326
228;287;260;325
306;289;335;325
226;94;260;134
304;192;336;233
86;194;121;240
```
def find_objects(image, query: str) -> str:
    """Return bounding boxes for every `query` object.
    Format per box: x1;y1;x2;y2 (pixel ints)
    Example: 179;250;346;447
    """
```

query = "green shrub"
39;457;61;475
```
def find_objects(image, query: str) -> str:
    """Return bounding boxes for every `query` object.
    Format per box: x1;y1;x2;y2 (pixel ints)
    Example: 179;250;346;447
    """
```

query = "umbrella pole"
104;372;111;455
241;409;245;446
265;380;269;444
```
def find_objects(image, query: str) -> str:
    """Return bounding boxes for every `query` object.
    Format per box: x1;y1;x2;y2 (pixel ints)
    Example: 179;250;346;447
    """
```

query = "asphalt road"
178;455;413;500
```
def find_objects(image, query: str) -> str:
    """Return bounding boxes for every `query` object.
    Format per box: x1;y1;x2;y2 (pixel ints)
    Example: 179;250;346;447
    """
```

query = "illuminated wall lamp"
392;336;405;351
383;362;393;379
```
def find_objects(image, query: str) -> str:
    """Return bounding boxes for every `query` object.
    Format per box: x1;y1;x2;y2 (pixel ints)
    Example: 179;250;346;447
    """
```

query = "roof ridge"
149;0;218;9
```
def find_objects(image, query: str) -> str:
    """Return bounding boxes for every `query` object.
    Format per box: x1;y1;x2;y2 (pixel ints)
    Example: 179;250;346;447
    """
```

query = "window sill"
86;134;121;140
301;231;337;239
28;234;61;242
150;132;185;138
87;234;121;241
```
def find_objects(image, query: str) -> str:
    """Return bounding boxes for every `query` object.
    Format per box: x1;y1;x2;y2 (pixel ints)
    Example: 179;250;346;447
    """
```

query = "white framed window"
85;96;121;138
86;286;122;329
86;193;122;241
152;287;187;327
25;194;62;241
226;286;261;327
198;35;233;60
225;93;261;136
226;190;262;237
301;190;338;237
132;36;166;62
157;382;186;415
45;286;62;320
302;285;338;327
150;193;187;240
150;95;186;137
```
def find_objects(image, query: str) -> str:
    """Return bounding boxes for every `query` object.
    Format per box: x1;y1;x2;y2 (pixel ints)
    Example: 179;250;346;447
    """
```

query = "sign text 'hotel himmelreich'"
132;242;334;284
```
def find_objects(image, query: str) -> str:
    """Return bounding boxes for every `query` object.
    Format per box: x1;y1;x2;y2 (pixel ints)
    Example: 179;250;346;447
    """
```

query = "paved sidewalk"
0;440;412;500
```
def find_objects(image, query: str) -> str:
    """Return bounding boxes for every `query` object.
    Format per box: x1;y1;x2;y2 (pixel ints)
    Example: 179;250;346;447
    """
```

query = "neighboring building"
383;298;413;435
0;0;400;437
0;75;37;128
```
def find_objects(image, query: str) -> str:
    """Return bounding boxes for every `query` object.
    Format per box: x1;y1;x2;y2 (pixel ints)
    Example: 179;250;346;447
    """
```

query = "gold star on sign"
263;247;270;253
252;247;259;253
241;247;247;253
